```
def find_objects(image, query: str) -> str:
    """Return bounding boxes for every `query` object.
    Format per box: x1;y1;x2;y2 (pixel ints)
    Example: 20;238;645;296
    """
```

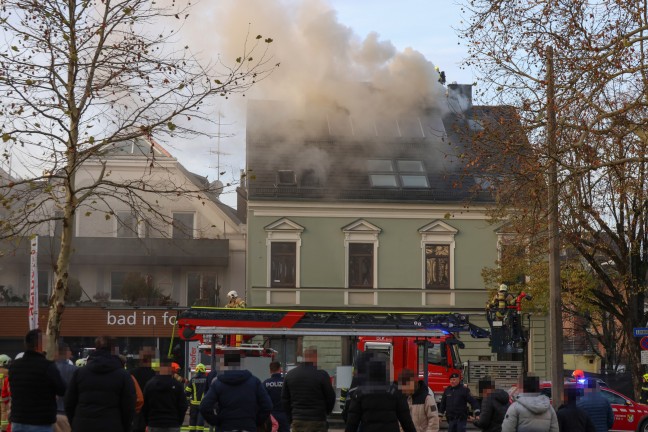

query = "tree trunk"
45;204;74;359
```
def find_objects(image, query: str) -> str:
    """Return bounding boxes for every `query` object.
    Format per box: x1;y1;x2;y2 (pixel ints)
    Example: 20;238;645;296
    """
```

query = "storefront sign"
0;306;185;338
107;310;176;326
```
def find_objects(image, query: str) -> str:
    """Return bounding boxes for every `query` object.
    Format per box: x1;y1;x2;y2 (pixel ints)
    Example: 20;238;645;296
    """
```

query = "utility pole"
546;45;564;408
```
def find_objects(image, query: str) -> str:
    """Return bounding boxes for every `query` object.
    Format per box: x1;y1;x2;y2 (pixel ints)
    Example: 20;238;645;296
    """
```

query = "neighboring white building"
0;137;245;307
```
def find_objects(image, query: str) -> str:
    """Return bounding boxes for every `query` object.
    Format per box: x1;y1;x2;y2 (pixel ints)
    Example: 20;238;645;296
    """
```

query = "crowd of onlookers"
0;329;616;432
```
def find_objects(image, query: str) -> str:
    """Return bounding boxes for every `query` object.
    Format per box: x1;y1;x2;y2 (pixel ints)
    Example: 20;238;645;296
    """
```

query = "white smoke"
163;0;451;198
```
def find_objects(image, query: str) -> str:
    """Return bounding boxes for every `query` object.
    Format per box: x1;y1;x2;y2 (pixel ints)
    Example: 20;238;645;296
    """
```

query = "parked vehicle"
509;381;648;432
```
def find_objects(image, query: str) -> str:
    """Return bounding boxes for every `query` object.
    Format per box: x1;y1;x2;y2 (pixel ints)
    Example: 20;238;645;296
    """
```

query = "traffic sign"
641;337;648;350
634;328;648;337
642;351;648;365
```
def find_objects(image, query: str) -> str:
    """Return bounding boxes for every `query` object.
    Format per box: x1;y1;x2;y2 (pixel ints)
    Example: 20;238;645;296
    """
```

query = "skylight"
367;159;429;189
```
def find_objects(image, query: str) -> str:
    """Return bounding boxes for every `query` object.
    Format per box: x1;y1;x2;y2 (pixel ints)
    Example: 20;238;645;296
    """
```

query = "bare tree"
0;0;276;357
460;0;648;397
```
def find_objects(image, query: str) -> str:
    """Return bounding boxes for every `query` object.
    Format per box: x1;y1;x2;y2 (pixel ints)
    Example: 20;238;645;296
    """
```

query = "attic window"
368;159;429;189
367;160;397;188
398;160;429;188
474;176;492;190
277;170;296;185
300;169;320;187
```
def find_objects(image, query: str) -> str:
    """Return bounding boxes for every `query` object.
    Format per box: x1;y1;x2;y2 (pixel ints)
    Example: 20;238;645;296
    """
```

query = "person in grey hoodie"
501;376;558;432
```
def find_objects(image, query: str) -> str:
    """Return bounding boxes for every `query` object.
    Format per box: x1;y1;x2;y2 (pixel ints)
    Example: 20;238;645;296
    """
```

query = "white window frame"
419;220;458;304
264;218;304;304
342;220;381;305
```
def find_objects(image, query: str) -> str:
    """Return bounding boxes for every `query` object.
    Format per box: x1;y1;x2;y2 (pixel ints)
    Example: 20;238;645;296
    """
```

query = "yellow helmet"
195;363;206;373
643;373;648;381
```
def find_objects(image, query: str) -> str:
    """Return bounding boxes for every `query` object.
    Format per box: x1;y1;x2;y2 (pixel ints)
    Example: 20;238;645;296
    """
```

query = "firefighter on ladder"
185;363;208;431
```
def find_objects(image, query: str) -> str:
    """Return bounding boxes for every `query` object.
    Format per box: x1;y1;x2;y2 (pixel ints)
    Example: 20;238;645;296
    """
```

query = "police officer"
263;361;288;432
185;363;208;432
439;372;479;432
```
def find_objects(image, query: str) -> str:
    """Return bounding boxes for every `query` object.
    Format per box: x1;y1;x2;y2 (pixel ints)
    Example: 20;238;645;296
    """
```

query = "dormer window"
277;170;296;186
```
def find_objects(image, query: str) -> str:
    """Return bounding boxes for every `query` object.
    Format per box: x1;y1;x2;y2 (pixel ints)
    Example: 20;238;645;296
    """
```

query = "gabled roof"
245;84;503;204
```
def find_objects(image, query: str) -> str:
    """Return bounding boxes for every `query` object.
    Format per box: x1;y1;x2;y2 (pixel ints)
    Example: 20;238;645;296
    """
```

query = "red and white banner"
29;235;39;330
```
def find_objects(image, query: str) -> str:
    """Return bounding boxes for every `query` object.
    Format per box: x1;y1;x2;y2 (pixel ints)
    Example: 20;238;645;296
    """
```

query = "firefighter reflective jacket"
185;372;208;406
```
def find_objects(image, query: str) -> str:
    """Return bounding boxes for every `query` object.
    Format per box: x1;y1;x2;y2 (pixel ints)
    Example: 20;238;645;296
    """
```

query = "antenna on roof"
209;110;234;181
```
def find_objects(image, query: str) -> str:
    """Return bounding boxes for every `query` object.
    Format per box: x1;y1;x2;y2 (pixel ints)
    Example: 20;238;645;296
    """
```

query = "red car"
508;382;648;432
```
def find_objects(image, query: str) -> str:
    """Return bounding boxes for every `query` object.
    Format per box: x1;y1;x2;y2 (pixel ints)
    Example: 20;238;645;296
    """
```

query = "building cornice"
248;200;494;220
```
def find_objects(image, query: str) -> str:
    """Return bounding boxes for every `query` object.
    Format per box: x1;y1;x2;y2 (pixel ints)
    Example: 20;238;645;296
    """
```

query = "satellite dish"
210;180;224;198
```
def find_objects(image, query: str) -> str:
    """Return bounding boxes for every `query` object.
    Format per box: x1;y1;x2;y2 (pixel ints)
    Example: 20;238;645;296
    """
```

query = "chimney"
446;83;473;113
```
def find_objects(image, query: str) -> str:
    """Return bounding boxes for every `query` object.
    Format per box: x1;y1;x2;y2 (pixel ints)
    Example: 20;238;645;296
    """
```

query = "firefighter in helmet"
185;363;208;431
0;354;10;432
487;284;516;320
172;362;186;385
225;290;246;308
641;373;648;404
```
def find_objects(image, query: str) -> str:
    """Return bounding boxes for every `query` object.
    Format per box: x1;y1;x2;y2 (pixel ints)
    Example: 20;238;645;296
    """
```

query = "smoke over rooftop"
183;0;448;121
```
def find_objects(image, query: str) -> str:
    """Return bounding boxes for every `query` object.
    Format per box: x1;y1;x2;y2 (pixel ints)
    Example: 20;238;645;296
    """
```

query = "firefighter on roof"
225;290;246;308
185;363;208;431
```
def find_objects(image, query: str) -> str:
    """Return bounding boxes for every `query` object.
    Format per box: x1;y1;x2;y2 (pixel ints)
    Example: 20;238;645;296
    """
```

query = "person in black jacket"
439;373;480;432
282;346;336;432
344;353;416;432
8;329;66;431
557;383;595;432
64;336;136;432
142;358;188;432
199;351;272;432
130;346;156;432
473;377;509;432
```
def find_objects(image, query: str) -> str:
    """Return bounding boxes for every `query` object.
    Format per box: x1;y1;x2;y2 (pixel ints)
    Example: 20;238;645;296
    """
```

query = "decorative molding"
265;218;303;288
419;220;458;298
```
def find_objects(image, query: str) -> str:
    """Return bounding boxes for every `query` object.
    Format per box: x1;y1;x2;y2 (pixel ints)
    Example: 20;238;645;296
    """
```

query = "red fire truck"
176;307;490;400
